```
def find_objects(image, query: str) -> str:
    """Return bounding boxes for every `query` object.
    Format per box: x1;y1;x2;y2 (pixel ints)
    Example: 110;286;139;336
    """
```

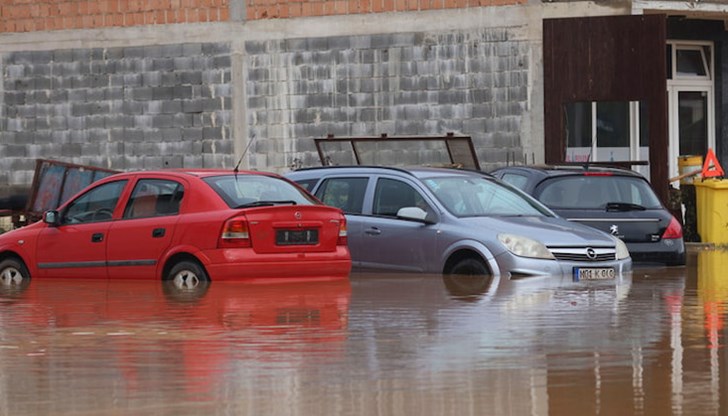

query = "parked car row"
0;162;682;286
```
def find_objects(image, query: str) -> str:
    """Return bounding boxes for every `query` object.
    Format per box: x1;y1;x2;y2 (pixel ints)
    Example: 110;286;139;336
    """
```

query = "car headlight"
498;233;555;260
614;237;630;260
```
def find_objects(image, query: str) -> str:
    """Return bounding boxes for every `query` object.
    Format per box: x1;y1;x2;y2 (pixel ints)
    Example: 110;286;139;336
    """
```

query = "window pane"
595;101;630;161
678;91;708;156
565;102;592;148
676;49;707;76
316;177;368;214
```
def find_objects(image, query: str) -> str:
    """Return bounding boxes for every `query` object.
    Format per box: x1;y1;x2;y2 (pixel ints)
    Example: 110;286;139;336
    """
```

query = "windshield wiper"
606;202;646;211
235;200;298;209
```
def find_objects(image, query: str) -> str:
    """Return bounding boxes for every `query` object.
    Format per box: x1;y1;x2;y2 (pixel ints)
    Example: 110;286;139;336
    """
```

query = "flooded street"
0;249;726;415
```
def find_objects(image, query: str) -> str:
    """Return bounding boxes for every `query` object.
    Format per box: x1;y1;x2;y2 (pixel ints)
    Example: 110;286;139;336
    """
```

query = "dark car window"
294;179;319;192
62;180;128;224
204;174;318;208
536;176;663;209
500;173;529;190
123;179;184;219
314;177;368;214
373;178;430;217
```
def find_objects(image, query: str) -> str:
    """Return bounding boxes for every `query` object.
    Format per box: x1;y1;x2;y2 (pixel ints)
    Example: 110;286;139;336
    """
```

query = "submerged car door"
106;177;185;280
36;179;129;279
358;176;439;272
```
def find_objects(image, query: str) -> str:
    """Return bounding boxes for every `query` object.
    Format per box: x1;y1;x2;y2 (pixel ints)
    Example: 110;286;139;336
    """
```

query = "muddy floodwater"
0;250;726;416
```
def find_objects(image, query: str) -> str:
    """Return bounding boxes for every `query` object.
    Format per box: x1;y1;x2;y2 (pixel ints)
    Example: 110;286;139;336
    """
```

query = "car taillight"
583;172;613;176
337;217;348;246
662;216;683;239
220;216;251;248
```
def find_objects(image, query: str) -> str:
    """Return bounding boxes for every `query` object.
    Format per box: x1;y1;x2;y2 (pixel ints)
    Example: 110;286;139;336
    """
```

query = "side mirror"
43;210;60;226
397;207;433;223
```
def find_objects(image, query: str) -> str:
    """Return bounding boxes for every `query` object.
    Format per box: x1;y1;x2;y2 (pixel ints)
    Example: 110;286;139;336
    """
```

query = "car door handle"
152;228;166;238
365;227;381;236
91;233;104;243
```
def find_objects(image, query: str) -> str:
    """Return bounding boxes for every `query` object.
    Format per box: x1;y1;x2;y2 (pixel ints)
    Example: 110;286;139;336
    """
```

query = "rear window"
535;175;662;209
204;175;318;208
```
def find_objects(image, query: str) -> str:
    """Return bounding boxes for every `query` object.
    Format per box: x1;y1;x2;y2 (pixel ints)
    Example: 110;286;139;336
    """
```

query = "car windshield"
204;175;319;208
423;176;553;217
536;175;663;210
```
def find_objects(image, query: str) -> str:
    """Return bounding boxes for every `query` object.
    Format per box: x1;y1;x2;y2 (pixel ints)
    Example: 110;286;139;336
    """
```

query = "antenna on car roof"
233;133;257;176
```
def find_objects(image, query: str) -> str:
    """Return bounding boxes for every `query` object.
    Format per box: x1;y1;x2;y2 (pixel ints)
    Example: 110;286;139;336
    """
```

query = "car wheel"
0;258;30;286
167;260;209;289
448;257;490;276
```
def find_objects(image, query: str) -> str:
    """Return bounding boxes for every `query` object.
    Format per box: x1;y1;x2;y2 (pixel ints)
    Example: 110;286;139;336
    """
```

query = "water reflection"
0;259;724;415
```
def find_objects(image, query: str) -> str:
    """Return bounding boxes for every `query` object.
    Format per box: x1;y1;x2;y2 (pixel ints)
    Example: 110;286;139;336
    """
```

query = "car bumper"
626;239;686;265
493;253;632;279
200;247;352;280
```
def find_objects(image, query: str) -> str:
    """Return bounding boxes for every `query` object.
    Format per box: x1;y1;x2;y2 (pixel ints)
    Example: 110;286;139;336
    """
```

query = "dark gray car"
286;166;631;279
490;164;686;266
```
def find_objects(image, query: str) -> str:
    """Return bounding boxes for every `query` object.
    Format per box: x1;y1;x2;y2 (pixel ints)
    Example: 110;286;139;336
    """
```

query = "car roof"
105;169;280;179
494;164;646;179
287;165;492;180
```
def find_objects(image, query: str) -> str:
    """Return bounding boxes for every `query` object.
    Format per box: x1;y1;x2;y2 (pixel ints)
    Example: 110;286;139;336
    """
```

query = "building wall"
0;1;623;197
243;29;529;171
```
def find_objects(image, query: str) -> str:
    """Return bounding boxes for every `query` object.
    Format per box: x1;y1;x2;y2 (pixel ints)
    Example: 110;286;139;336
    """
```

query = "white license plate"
573;267;615;281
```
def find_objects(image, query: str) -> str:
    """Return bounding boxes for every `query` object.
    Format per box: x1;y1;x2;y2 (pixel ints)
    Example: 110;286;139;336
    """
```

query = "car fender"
156;244;210;276
0;224;45;277
440;239;502;278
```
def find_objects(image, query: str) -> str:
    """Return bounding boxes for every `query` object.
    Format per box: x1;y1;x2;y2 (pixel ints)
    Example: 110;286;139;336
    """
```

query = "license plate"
573;267;615;281
276;229;318;245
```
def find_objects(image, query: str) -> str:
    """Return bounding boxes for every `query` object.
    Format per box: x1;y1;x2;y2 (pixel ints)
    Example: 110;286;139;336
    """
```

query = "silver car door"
358;177;439;272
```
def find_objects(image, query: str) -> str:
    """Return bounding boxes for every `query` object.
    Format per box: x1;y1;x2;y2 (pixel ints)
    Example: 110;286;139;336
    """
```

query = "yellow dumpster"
694;179;728;244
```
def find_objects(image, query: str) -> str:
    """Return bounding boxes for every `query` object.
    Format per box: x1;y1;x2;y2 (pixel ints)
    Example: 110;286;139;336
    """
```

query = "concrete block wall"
0;42;233;190
243;29;528;171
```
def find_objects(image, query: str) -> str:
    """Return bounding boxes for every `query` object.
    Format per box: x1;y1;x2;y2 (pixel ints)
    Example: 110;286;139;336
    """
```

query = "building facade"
0;0;727;203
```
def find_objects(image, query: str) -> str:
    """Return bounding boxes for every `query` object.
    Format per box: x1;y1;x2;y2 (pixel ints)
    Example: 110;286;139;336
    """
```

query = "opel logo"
586;248;597;260
294;211;302;219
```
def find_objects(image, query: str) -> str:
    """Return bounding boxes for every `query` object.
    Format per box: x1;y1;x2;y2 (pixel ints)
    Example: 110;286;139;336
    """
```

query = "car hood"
459;215;616;247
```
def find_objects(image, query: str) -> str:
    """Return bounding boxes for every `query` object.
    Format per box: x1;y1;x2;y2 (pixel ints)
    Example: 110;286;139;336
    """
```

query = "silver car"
285;166;631;279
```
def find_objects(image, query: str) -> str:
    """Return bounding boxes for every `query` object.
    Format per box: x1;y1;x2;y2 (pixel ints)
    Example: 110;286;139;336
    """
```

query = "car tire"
167;260;210;289
448;257;490;276
0;258;30;286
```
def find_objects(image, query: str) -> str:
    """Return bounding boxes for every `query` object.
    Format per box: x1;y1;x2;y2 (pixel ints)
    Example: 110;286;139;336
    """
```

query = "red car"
0;169;351;285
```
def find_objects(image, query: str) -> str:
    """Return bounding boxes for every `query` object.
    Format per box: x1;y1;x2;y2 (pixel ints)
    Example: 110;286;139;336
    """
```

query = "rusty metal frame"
314;133;480;170
24;159;119;222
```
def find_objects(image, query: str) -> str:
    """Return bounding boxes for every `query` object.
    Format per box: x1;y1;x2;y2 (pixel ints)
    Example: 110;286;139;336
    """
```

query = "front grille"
548;247;616;262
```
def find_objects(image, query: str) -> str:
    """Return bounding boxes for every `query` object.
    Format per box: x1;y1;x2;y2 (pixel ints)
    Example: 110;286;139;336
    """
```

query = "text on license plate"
573;267;615;281
276;229;319;246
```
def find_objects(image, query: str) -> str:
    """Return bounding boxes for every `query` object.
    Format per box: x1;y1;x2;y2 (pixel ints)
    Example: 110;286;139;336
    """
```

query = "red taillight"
662;216;683;239
220;216;251;248
337;217;348;246
583;172;613;176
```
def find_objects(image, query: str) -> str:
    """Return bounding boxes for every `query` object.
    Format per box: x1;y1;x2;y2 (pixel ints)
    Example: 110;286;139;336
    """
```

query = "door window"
62;180;128;224
123;179;184;219
372;178;430;217
314;177;368;214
